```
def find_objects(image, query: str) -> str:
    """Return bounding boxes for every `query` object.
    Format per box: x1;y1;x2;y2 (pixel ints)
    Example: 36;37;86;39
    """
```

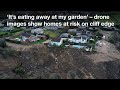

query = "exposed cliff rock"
0;45;120;79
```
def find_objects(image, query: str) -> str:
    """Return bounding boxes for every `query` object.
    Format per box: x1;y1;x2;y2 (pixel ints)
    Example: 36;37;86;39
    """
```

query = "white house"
60;33;70;38
68;35;88;44
68;29;77;33
78;26;87;30
50;38;67;46
21;33;39;42
31;28;44;34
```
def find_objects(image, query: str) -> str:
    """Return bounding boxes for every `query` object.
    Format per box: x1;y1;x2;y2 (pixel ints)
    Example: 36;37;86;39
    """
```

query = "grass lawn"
44;30;59;38
14;31;24;35
14;35;21;39
0;32;9;37
31;40;46;45
0;28;25;37
0;32;8;35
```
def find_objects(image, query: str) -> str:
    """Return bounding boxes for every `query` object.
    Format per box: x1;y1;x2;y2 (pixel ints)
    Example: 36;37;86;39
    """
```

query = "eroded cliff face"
0;45;120;79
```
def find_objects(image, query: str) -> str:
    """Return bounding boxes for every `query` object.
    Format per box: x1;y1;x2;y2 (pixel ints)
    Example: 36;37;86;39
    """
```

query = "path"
6;42;31;51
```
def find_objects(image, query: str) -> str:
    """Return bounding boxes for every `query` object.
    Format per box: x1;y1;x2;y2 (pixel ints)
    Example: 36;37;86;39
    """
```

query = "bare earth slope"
0;42;120;79
0;29;119;79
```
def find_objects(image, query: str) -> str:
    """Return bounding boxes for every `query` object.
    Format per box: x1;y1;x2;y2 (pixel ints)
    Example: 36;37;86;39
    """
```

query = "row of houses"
49;35;90;46
6;33;48;44
19;33;48;43
49;29;93;47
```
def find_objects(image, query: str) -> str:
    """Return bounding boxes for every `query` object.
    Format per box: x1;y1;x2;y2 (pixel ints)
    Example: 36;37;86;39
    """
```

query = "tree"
70;32;76;36
95;31;103;40
60;43;65;48
0;38;6;48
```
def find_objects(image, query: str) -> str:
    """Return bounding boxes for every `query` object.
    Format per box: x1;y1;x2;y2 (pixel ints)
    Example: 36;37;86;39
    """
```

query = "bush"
0;32;9;37
53;43;57;47
15;41;21;44
60;43;65;48
95;31;103;40
0;38;6;48
70;32;76;36
12;63;26;78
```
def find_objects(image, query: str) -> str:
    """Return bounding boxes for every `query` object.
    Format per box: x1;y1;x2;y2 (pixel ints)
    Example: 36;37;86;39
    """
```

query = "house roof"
60;33;70;37
37;35;46;38
68;29;77;32
21;33;32;37
32;28;44;31
81;30;87;35
44;26;64;30
76;33;81;36
52;38;61;42
78;26;87;29
74;35;88;40
80;35;88;40
74;37;80;40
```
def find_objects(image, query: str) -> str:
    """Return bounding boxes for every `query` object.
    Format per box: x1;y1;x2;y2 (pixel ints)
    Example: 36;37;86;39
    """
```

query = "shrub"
12;63;26;78
60;43;65;48
53;43;57;47
15;41;21;44
0;38;6;48
70;32;76;36
95;31;103;40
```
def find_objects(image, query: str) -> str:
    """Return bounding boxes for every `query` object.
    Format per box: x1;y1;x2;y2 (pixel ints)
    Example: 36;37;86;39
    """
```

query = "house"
88;27;94;31
81;30;92;36
78;26;87;30
79;35;89;43
50;38;61;46
36;35;47;40
68;35;88;44
21;33;31;42
76;32;81;36
31;28;44;35
21;33;39;43
44;26;64;30
69;37;80;43
50;38;67;46
60;33;70;38
76;28;82;32
0;22;4;27
68;29;77;33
